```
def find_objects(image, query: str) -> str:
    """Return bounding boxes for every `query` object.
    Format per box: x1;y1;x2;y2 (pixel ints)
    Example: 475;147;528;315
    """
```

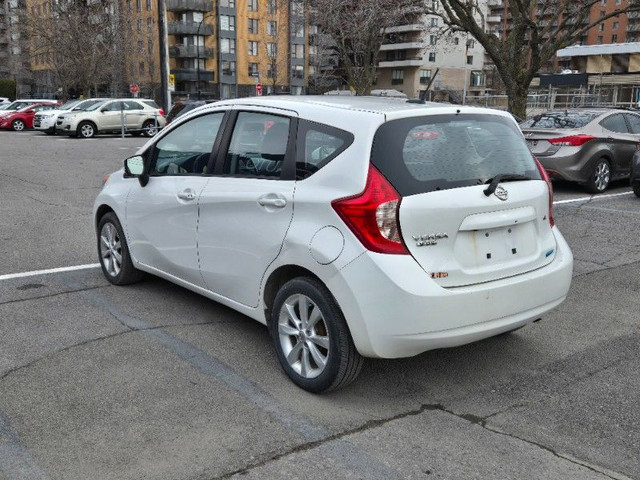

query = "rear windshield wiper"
483;174;532;196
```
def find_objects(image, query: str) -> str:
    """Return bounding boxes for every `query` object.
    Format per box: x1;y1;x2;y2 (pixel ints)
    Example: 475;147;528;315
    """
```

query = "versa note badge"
494;185;508;201
413;233;448;247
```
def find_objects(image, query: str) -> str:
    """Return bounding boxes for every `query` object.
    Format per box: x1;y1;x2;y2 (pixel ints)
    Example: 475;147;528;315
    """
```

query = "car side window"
224;112;291;178
151;112;225;176
295;120;354;180
124;101;143;111
103;102;122;112
624;114;640;134
601;114;629;133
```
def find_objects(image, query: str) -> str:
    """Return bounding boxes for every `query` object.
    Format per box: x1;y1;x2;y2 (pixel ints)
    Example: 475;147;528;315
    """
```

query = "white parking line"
554;191;633;205
0;264;100;282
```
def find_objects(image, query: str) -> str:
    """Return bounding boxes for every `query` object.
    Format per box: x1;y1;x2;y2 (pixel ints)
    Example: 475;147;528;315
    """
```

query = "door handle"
177;189;196;201
258;196;286;208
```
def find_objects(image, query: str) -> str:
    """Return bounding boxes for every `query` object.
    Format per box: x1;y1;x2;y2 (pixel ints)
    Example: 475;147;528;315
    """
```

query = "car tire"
97;212;144;285
270;277;364;393
78;121;97;139
585;158;611;193
633;182;640;198
45;130;55;135
142;120;158;137
11;120;25;131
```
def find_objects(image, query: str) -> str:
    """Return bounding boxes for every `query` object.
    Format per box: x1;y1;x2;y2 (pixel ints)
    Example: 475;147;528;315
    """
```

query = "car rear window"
143;100;160;109
520;112;597;129
371;114;541;196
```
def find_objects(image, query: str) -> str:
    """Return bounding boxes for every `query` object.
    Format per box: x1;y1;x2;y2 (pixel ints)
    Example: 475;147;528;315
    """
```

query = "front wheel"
585;158;611;193
97;212;144;285
78;121;96;138
270;277;363;393
12;120;25;131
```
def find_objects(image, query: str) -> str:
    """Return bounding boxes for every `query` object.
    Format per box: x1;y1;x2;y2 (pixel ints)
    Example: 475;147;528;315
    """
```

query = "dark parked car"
521;109;640;193
166;100;216;124
631;150;640;197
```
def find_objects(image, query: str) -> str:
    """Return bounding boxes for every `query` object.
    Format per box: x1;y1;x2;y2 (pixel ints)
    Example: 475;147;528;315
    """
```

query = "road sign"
256;83;263;96
129;84;140;94
168;74;175;93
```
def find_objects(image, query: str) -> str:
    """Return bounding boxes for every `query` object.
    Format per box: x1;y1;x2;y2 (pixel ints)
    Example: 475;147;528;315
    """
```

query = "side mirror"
100;107;108;113
124;155;149;186
25;109;34;114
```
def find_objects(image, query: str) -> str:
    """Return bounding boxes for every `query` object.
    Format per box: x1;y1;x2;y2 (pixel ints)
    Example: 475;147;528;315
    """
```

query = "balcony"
172;69;215;82
168;21;214;36
384;24;423;34
166;0;214;12
629;24;640;32
169;45;214;58
379;57;423;68
486;15;502;23
380;42;424;51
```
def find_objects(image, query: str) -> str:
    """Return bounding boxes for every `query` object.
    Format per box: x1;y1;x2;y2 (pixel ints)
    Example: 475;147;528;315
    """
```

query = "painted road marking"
0;264;100;282
554;191;633;205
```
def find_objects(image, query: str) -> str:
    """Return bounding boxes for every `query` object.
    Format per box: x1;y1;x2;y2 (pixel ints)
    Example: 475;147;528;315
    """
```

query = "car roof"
213;95;513;122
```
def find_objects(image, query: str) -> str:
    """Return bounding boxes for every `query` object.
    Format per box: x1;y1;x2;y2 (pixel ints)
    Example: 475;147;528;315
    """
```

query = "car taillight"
535;158;555;228
158;109;165;116
548;134;595;147
332;165;409;255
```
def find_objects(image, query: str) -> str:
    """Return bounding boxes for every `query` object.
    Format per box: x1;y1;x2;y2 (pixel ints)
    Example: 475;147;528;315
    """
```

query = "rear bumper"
537;150;590;183
327;227;573;358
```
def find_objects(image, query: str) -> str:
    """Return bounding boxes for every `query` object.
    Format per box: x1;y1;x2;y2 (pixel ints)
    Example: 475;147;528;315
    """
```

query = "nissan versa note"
94;97;573;392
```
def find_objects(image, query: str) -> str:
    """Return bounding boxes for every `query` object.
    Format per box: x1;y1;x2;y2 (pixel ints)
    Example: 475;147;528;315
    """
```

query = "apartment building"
0;0;31;96
375;2;488;100
167;0;310;99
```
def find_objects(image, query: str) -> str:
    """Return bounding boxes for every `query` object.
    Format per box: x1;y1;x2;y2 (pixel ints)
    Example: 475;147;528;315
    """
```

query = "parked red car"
0;102;61;131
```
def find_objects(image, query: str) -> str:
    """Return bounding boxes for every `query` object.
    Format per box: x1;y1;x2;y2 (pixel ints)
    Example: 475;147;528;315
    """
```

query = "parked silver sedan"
521;109;640;192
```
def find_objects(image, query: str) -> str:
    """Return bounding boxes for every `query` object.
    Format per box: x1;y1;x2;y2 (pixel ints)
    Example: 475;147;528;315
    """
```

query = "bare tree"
310;0;422;95
26;0;125;98
427;0;640;118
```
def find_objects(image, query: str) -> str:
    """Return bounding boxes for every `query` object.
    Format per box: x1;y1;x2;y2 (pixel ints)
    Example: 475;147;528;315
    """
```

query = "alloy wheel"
80;124;94;138
100;222;122;277
594;161;610;191
12;120;25;131
278;293;330;379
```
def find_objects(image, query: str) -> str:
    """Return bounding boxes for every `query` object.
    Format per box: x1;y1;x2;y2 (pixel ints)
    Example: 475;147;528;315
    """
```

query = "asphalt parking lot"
1;130;639;480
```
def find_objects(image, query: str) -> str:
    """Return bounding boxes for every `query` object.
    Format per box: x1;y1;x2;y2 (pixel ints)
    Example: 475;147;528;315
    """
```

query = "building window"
453;37;459;45
147;17;153;33
599;23;605;31
267;42;277;57
220;15;235;31
248;41;258;56
467;55;473;65
612;34;618;42
220;0;235;6
428;52;436;62
419;69;431;84
293;65;304;79
391;69;404;85
221;38;235;54
136;0;141;12
139;62;145;75
149;62;155;77
470;71;484;87
430;35;437;45
267;0;277;13
222;60;236;75
466;39;475;49
430;17;438;27
292;22;304;38
291;0;303;15
146;0;151;10
137;19;142;32
248;62;259;77
597;36;604;44
267;21;277;36
613;21;619;30
248;18;258;34
292;44;304;59
267;64;275;78
148;38;153;54
248;0;257;12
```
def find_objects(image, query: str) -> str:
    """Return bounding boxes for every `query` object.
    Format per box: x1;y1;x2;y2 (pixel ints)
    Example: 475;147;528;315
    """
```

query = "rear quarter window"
371;114;541;196
295;120;354;180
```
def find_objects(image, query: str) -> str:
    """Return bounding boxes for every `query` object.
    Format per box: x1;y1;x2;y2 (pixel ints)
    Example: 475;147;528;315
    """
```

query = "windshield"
75;99;105;111
61;100;81;110
371;114;541;196
5;101;34;111
520;112;598;129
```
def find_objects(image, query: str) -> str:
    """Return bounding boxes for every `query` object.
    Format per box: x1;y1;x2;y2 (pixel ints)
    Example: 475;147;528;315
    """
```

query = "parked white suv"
58;98;165;138
34;98;108;134
94;97;573;392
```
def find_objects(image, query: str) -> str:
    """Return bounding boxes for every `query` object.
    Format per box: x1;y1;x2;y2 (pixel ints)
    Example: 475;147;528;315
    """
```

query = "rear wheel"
585;158;611;193
78;121;96;139
270;277;363;393
142;120;158;137
633;182;640;198
11;119;25;131
97;212;144;285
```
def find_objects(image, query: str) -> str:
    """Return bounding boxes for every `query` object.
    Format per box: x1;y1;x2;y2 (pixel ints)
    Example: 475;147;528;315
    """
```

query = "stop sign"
256;83;263;96
129;84;140;94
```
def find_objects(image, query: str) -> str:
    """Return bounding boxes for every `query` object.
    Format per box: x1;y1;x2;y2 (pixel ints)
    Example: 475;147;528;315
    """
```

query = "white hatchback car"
94;97;573;392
